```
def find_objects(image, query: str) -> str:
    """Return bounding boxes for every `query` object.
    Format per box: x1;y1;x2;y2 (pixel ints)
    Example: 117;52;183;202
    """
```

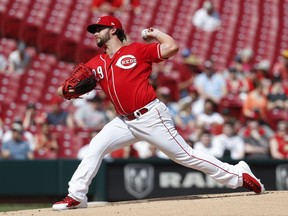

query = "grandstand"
0;0;288;159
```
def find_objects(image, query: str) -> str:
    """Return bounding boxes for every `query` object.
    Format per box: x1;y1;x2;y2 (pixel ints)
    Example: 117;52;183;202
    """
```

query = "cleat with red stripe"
52;195;87;211
238;161;265;194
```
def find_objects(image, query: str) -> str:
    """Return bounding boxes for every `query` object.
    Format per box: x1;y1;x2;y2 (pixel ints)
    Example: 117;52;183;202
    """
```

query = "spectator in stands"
104;100;117;121
22;103;46;131
0;54;8;72
193;130;215;155
34;122;59;159
0;117;3;144
2;120;35;151
174;97;196;140
192;1;221;32
196;99;224;131
156;86;179;118
74;95;108;131
224;67;249;101
155;61;181;102
184;85;203;116
242;79;268;123
194;58;227;105
254;60;271;89
212;120;245;160
92;0;124;15
269;121;288;160
271;49;288;88
234;48;254;74
1;123;34;160
7;41;31;74
238;117;274;159
45;97;74;129
267;77;288;112
124;0;141;15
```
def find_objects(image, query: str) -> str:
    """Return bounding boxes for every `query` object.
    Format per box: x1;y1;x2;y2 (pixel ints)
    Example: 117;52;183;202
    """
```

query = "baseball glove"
62;63;97;100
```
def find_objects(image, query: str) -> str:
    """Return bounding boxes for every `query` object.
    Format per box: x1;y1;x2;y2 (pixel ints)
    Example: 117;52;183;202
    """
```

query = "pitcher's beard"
97;32;111;48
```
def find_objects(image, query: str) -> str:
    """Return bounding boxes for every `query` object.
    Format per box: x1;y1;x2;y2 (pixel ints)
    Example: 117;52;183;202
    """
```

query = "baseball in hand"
141;29;150;41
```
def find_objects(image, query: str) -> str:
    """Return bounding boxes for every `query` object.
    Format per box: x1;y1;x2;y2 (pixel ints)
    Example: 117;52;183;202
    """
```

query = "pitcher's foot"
52;195;87;210
238;161;265;194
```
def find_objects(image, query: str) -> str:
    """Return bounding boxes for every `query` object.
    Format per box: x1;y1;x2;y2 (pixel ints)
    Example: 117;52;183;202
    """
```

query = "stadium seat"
2;0;32;39
19;1;52;46
0;0;10;36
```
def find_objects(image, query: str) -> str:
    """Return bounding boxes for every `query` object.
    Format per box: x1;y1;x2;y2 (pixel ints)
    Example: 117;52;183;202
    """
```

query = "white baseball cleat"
238;161;265;194
52;195;87;211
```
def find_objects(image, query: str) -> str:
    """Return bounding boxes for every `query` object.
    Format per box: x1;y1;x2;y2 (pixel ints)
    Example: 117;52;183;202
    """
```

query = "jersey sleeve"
136;42;165;63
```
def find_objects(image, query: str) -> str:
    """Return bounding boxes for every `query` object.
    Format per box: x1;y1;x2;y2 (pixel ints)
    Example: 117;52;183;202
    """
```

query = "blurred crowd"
1;43;288;161
0;0;288;161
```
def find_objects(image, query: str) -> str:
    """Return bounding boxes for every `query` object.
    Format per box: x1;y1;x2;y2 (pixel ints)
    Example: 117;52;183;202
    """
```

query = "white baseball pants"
68;99;243;202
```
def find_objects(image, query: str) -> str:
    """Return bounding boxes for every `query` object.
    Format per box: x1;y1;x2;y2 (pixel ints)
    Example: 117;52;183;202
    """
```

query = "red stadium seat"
2;0;32;39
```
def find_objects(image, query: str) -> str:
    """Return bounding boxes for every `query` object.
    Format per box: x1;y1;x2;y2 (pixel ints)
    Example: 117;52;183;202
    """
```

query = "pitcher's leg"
128;102;243;188
68;117;139;202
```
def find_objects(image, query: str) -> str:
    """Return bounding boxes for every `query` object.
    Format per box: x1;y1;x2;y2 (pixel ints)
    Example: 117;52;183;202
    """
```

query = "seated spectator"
192;1;221;32
265;78;288;129
196;99;224;131
22;103;46;131
271;49;288;88
242;80;268;123
92;0;124;15
211;120;245;160
233;48;254;74
1;123;34;160
156;86;179;118
238;118;274;159
7;41;31;74
155;61;181;102
254;59;272;93
74;95;108;131
193;130;215;155
124;0;141;15
174;98;197;140
224;67;249;101
194;59;227;104
0;54;8;72
45;97;74;129
2;120;35;151
34;122;59;159
267;78;288;111
187;85;203;116
269;121;288;159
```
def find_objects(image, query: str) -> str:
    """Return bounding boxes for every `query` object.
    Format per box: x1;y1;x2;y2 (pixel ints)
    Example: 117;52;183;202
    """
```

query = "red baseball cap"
87;16;123;34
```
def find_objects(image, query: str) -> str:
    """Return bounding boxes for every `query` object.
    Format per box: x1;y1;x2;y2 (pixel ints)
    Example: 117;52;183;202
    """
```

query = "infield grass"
0;203;51;212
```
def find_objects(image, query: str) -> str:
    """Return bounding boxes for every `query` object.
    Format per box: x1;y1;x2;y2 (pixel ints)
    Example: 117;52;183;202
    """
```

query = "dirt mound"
1;191;287;216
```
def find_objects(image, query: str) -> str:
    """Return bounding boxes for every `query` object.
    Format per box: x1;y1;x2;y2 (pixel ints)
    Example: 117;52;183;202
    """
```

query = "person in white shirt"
192;1;221;32
196;99;224;130
193;130;215;155
8;41;31;74
212;120;245;160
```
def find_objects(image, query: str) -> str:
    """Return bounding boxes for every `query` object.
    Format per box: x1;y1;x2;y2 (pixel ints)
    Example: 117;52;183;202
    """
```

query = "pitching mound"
1;191;287;216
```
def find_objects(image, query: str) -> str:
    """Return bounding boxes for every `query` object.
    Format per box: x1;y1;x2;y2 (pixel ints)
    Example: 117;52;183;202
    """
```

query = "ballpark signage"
105;161;240;201
159;172;224;189
124;164;154;198
276;164;288;190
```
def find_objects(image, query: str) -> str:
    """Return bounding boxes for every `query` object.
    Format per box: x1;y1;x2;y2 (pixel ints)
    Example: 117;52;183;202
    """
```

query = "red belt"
124;108;148;121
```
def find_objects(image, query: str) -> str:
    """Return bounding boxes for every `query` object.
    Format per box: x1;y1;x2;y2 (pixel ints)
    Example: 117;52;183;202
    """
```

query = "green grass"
0;203;51;212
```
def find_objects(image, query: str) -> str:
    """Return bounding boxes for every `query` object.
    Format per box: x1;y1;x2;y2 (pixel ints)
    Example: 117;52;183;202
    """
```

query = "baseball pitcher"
53;15;264;210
